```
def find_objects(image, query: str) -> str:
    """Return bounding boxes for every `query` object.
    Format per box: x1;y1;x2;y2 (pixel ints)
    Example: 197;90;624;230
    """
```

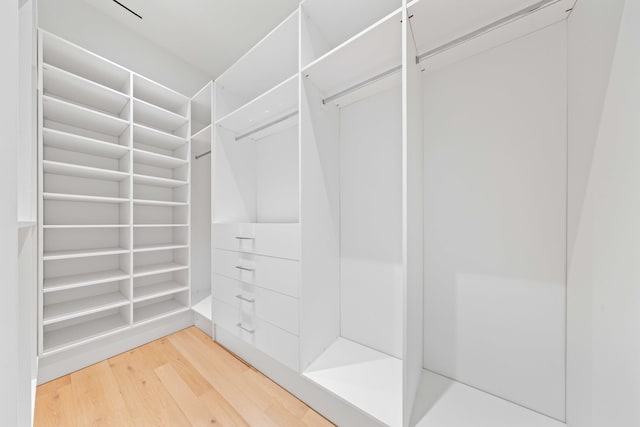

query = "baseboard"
214;326;385;427
37;311;193;384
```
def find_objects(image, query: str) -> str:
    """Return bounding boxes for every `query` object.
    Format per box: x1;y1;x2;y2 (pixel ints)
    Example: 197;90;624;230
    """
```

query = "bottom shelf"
412;370;565;427
43;312;128;355
134;297;188;325
303;337;402;427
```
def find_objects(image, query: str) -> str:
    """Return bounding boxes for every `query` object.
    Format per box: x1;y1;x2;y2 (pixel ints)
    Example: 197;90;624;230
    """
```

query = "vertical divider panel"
187;100;192;308
299;74;341;371
128;71;134;325
37;30;44;356
402;1;424;425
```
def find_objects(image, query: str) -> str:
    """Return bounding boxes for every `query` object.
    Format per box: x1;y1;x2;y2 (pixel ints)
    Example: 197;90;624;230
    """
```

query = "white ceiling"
83;0;301;79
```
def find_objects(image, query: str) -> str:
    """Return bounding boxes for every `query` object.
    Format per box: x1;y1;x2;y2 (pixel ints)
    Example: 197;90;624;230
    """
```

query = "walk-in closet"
4;0;640;426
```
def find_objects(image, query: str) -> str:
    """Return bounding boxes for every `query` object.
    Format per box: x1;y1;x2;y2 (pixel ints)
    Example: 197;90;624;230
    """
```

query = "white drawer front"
212;274;299;335
212;298;299;371
213;223;300;260
213;249;300;298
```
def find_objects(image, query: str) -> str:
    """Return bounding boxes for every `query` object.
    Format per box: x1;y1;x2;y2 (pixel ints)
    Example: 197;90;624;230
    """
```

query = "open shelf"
133;298;188;325
191;82;212;136
133;148;188;169
304;337;402;427
302;8;402;100
41;30;130;93
133;243;188;253
133;224;188;228
216;74;298;136
43;224;128;229
43;247;129;261
215;10;299;120
133;123;187;151
44;269;130;293
133;73;189;117
43;192;129;204
133;198;187;207
43;292;129;325
300;0;401;68
43;128;129;159
43;312;129;355
133;98;188;134
407;0;574;69
43;160;129;182
43;63;130;116
43;95;129;137
133;262;188;278
133;281;189;303
191;124;212;146
133;173;187;188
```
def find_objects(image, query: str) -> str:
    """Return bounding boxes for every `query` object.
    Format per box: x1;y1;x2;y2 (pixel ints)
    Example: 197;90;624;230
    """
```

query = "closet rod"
321;65;402;105
195;150;211;160
416;0;563;63
235;111;299;141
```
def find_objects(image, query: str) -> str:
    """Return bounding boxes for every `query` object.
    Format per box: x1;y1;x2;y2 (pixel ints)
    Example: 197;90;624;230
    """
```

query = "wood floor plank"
155;363;219;427
108;347;191;426
69;361;133;426
168;329;282;427
34;326;335;427
138;335;213;397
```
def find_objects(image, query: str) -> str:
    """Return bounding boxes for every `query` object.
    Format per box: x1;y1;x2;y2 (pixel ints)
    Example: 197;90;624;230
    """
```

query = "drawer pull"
235;294;255;303
235;236;255;240
235;266;254;272
236;323;255;334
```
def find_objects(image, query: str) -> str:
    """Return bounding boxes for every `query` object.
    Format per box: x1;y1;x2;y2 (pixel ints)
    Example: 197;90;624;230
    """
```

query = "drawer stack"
212;223;300;370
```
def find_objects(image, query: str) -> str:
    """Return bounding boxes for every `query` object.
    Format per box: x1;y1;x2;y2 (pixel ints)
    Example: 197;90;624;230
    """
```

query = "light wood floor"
34;327;335;427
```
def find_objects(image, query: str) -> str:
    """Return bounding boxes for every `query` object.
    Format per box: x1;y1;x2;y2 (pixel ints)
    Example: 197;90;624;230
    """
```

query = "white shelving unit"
38;30;192;359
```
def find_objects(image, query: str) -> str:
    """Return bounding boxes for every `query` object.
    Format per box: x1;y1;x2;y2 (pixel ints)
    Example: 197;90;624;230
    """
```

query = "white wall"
0;0;19;424
191;136;211;304
422;23;567;420
339;86;403;359
567;0;640;425
565;0;626;425
38;0;209;96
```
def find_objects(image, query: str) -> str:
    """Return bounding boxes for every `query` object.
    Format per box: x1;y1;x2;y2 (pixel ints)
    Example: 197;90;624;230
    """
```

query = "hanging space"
190;81;214;335
299;0;405;425
405;0;573;425
211;10;302;371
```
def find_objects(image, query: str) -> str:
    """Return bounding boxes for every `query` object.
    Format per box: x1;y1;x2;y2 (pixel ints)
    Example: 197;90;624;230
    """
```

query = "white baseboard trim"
214;326;385;427
37;311;193;384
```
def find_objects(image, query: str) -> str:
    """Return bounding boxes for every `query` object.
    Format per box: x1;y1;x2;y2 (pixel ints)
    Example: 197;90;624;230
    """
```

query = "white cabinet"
38;31;192;361
213;223;300;260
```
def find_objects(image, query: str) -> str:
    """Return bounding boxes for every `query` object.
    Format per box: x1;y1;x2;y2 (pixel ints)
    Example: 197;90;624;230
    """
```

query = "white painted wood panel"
339;85;403;359
213;222;301;260
212;273;299;335
212;298;299;371
212;248;300;298
422;23;567;419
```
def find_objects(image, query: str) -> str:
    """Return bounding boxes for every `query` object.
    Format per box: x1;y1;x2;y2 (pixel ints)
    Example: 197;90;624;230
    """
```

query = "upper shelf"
302;9;402;100
43;63;130;117
216;74;298;137
133;148;188;169
41;30;130;94
133;73;189;117
214;10;299;120
300;0;401;68
408;0;574;69
43;128;129;159
43;160;129;182
191;82;212;136
43;95;129;137
133;98;188;135
133;123;187;151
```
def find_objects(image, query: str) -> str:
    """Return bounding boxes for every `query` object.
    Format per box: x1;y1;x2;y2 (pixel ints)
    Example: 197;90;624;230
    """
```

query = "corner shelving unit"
38;30;192;361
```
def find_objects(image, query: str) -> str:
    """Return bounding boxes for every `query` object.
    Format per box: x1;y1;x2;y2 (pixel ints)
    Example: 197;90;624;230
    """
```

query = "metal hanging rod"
195;150;211;160
416;0;562;63
235;111;299;141
321;65;402;105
